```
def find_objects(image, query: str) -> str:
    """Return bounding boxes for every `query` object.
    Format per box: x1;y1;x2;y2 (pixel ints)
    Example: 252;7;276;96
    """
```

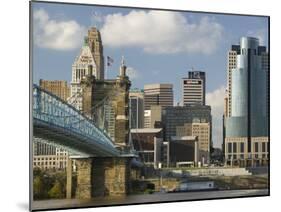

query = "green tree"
33;176;43;200
48;180;64;199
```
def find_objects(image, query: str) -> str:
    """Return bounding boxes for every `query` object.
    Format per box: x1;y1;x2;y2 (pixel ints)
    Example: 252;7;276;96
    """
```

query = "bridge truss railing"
32;84;117;151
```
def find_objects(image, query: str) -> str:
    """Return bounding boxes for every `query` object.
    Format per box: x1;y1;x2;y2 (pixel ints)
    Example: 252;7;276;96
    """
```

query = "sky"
31;2;268;148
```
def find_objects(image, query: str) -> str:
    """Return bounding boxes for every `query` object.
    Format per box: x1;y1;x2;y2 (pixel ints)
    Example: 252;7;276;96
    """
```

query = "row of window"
34;157;68;161
33;161;67;166
227;154;268;160
227;142;267;153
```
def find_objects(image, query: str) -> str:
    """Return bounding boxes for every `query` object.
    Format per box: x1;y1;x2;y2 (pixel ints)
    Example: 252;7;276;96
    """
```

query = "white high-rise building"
68;38;97;111
182;71;206;106
226;45;240;117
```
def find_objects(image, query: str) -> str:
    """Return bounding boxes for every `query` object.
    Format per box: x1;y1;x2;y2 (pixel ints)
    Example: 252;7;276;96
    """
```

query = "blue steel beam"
32;84;120;157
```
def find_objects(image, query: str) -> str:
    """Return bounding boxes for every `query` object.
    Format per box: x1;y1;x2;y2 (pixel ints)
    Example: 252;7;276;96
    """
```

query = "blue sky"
31;2;268;148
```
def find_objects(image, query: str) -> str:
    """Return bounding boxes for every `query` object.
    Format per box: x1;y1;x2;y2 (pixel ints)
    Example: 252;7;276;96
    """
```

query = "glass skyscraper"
224;37;269;167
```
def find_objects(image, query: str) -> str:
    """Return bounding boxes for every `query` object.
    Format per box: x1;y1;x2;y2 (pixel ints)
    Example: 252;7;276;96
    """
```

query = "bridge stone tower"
81;57;131;149
66;58;132;200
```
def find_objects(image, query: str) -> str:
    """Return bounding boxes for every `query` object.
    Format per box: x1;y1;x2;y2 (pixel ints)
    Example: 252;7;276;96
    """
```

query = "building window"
240;143;244;153
233;143;237;153
262;142;266;152
228;143;232;153
240;154;244;159
255;142;259;153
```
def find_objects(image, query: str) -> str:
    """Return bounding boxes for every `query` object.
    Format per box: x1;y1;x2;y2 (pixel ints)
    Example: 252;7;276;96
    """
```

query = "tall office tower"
87;27;104;80
69;37;97;111
260;50;269;117
129;89;144;129
182;71;206;106
226;45;240;117
39;80;70;101
225;37;269;167
144;84;173;110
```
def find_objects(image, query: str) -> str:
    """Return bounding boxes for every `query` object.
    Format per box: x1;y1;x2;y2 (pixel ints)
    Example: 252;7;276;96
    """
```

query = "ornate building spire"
119;56;127;77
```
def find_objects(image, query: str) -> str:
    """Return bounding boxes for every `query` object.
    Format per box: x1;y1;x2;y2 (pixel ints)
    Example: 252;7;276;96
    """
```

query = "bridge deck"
32;84;121;157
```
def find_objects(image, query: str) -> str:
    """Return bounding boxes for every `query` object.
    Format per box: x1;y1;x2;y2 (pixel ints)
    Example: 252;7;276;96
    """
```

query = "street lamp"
158;163;163;192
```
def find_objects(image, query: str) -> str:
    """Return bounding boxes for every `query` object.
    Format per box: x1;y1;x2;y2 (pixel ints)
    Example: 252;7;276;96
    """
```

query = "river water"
32;189;268;210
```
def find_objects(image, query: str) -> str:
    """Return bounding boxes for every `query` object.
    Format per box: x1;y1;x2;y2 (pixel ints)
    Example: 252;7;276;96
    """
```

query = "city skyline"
32;2;269;148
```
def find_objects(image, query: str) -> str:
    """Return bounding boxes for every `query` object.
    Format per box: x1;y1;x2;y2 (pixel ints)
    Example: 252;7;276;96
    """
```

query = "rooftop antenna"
91;11;102;29
121;55;125;66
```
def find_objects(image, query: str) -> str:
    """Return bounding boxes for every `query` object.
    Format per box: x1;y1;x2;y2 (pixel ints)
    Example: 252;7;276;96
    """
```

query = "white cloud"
247;28;267;45
206;86;226;148
126;67;140;80
33;9;86;50
100;10;223;54
206;86;225;117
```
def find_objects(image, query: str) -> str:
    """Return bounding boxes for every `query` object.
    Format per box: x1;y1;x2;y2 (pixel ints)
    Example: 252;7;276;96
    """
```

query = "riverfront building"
176;122;210;164
131;128;163;168
33;140;69;170
162;105;212;165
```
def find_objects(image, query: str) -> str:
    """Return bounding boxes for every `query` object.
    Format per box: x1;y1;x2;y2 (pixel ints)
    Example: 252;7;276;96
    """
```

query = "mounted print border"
29;1;270;211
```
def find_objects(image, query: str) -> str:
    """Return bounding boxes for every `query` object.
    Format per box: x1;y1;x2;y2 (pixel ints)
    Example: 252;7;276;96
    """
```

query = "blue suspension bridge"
32;84;134;157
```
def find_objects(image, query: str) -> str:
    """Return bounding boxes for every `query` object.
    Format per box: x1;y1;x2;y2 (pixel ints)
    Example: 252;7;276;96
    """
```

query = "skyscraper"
182;71;206;106
144;84;173;110
224;37;269;167
87;27;104;80
129;89;144;129
226;45;240;117
69;37;97;111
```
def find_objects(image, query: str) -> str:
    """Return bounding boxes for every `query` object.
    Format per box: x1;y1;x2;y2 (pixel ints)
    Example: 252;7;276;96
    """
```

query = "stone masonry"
75;158;93;199
68;157;131;199
81;60;131;148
